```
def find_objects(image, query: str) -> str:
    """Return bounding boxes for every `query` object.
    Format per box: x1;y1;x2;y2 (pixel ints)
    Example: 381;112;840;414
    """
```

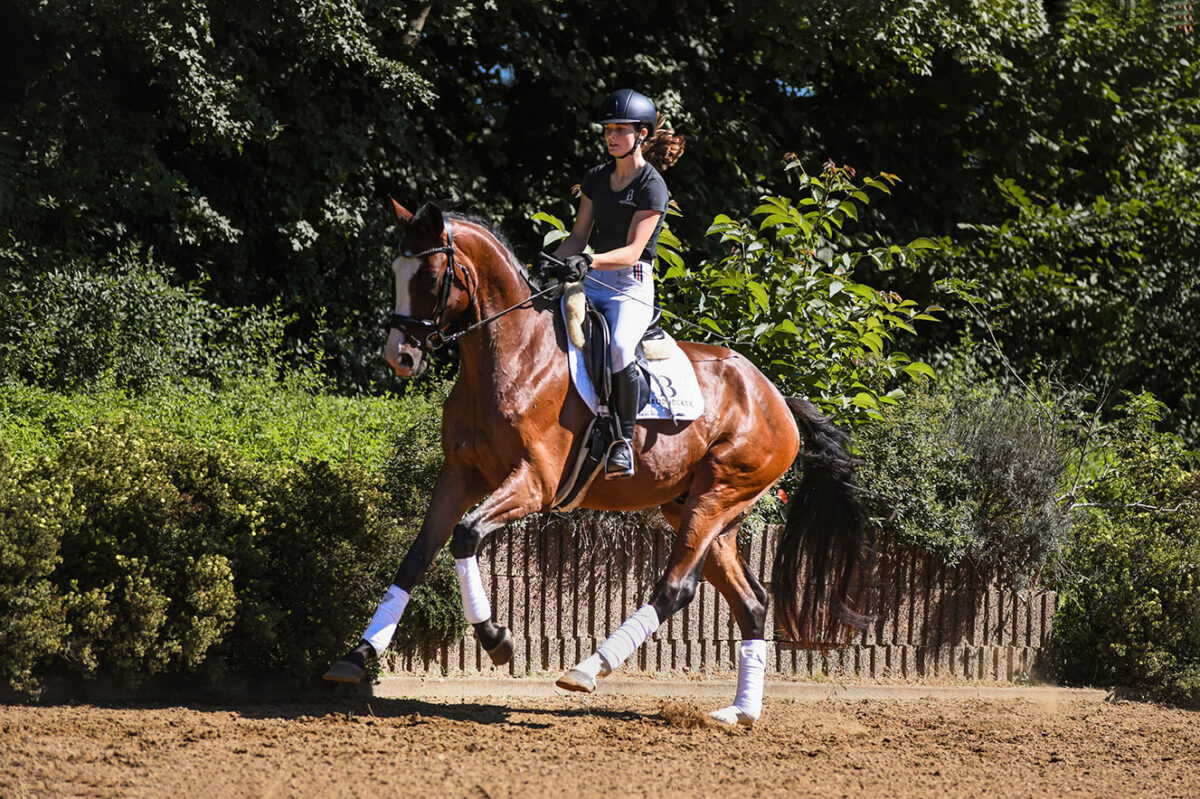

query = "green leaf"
531;211;565;230
658;226;683;249
747;280;770;312
863;177;893;195
759;213;794;230
541;230;568;247
851;392;879;408
907;237;939;250
902;362;936;380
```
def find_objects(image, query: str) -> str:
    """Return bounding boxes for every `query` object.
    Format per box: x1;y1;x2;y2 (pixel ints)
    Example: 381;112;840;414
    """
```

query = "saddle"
552;283;703;510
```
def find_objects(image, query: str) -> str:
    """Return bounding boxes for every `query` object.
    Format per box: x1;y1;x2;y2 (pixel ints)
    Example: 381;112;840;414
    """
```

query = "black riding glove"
534;251;559;281
558;253;593;282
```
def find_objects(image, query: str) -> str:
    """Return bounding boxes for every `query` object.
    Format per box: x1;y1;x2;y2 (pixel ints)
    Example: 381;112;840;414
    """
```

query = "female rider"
538;89;684;479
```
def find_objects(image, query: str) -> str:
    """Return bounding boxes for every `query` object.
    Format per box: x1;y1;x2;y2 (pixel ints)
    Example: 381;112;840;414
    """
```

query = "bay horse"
324;201;873;726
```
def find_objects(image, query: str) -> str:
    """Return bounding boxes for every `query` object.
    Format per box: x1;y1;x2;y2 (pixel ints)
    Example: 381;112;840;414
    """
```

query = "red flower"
775;488;788;504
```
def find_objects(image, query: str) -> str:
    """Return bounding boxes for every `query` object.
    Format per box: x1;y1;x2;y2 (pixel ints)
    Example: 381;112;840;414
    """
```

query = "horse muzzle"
386;333;429;379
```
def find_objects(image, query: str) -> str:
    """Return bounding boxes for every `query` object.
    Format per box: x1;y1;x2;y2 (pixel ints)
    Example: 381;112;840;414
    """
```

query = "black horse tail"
771;397;876;647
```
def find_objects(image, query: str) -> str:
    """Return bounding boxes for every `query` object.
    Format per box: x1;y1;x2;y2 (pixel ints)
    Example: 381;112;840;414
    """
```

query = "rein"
391;218;559;351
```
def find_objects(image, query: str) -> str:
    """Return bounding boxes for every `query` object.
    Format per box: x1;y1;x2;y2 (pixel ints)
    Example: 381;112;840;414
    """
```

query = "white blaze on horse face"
388;255;427;378
391;255;421;316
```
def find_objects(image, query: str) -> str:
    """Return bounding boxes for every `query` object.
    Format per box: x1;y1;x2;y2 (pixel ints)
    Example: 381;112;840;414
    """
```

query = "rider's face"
604;123;639;154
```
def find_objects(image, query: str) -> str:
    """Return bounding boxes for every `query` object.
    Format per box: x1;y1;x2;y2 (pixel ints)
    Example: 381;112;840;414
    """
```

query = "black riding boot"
606;364;640;479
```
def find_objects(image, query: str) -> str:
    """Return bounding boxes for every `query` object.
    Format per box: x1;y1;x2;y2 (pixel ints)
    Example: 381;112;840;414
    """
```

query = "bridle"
390;218;471;351
390;217;559;353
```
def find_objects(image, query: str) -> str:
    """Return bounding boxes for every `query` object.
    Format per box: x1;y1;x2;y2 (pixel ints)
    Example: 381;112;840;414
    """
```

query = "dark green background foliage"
0;248;286;392
3;0;1195;422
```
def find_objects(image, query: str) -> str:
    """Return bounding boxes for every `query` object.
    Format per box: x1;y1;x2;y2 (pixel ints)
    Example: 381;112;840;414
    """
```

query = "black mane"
444;209;521;262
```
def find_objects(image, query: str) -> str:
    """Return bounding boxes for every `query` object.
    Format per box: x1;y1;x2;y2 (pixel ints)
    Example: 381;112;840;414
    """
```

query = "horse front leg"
444;460;557;666
324;460;552;683
323;465;484;683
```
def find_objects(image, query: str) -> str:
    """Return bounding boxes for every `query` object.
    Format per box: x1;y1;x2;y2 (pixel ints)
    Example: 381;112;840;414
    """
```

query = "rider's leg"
605;363;642;478
586;268;654;479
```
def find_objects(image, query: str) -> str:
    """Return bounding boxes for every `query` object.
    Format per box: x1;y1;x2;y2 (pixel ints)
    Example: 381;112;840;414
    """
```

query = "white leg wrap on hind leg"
595;604;661;673
454;557;492;625
710;639;767;726
363;585;410;655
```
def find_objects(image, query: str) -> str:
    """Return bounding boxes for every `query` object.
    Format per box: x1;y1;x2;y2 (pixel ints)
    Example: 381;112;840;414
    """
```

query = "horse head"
386;200;476;378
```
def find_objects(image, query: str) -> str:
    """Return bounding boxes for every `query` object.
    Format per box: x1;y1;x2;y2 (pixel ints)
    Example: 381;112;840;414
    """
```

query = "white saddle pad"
564;306;704;422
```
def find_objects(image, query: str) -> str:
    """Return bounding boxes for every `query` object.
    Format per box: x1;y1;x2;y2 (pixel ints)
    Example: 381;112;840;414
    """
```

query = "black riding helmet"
598;89;657;135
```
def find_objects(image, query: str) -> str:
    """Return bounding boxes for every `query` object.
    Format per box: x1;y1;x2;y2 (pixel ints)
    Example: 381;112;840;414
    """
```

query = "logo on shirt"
619;188;636;207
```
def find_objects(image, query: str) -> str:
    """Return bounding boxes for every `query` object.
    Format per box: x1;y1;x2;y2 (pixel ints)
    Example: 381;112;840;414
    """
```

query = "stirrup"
605;438;635;480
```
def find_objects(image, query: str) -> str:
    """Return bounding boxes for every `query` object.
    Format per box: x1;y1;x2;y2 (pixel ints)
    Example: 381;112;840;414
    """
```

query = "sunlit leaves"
660;160;944;427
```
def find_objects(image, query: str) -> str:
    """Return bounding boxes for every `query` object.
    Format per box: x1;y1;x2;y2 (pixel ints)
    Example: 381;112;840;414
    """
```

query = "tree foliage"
3;0;1196;423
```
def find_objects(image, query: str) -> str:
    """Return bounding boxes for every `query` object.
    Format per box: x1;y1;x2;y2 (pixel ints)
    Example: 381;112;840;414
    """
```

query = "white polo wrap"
363;584;410;654
596;604;661;672
454;556;492;625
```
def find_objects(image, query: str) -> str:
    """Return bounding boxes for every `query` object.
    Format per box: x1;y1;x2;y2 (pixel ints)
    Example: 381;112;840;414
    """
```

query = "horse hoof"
555;668;596;694
708;706;755;727
485;627;514;666
322;659;366;684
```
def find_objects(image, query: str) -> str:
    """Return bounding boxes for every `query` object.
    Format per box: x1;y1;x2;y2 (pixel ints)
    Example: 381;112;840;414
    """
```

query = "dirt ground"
2;690;1197;798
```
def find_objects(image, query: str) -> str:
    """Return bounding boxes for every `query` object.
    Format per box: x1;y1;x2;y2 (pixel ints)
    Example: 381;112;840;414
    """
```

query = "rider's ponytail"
642;114;685;171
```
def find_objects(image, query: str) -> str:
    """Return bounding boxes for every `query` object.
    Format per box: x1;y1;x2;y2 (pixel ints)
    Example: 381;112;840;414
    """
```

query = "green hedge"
0;405;464;693
0;376;434;469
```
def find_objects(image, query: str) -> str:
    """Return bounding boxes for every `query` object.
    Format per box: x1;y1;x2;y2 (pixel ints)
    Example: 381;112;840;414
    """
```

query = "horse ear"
412;202;445;236
391;199;414;226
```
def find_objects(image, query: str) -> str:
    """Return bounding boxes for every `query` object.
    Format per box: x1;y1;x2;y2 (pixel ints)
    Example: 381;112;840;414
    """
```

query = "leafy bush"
855;377;1070;580
0;446;72;692
0;396;469;692
1053;394;1200;705
658;160;943;427
0;249;288;393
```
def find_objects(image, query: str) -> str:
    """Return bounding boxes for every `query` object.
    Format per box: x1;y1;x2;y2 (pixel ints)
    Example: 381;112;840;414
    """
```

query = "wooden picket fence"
390;515;1056;682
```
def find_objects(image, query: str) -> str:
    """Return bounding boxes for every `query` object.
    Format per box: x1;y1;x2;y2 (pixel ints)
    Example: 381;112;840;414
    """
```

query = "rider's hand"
559;253;593;282
534;251;559;281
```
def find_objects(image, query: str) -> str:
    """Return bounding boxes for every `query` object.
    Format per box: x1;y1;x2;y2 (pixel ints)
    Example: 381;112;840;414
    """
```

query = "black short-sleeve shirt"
580;162;669;263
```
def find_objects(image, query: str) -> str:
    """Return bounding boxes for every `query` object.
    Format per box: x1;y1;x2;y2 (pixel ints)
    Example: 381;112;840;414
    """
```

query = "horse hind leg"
556;485;764;695
701;532;770;727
